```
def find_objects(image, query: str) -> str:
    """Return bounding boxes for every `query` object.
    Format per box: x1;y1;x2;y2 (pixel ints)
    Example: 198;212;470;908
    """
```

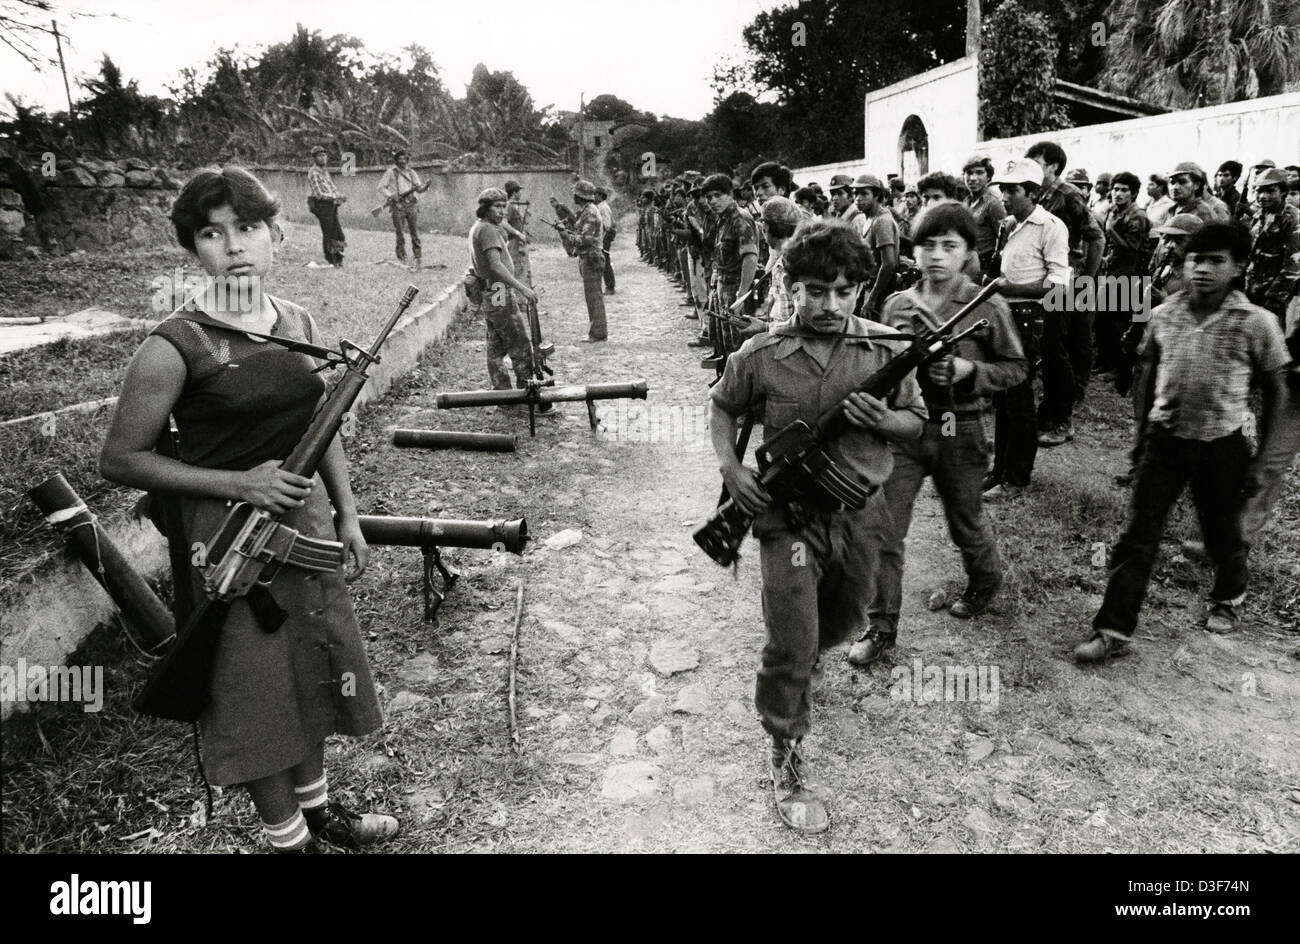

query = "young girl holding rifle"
101;166;398;853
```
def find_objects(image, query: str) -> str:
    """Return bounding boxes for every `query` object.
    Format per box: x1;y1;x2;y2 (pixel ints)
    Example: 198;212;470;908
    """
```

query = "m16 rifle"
694;281;1000;568
134;286;420;722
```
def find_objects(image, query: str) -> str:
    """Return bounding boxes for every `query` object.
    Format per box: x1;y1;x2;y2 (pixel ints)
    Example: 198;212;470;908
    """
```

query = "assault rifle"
694;281;999;567
134;286;421;722
540;218;577;257
369;180;432;217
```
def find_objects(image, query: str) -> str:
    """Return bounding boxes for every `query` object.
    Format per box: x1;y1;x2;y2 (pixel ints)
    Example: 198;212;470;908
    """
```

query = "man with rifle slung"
703;219;928;835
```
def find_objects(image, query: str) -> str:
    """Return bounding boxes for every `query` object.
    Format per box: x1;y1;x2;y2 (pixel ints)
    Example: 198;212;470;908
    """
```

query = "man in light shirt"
594;186;616;295
985;158;1071;499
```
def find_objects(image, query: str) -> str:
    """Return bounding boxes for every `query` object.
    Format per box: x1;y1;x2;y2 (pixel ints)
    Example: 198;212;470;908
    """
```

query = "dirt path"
345;232;1300;853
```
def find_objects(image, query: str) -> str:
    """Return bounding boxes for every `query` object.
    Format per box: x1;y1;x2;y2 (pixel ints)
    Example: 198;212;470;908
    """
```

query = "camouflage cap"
477;187;508;204
573;179;599;201
1157;213;1205;237
1065;168;1091;186
852;173;886;193
827;174;854;192
310;145;327;157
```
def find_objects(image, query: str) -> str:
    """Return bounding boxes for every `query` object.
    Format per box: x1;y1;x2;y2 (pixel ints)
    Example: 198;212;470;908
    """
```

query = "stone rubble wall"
0;157;185;259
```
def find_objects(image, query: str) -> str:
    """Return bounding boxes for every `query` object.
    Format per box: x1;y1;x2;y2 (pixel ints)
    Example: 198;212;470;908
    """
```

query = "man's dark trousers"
309;198;346;265
991;302;1041;486
391;202;421;262
1093;428;1251;637
1039;307;1078;428
602;229;616;292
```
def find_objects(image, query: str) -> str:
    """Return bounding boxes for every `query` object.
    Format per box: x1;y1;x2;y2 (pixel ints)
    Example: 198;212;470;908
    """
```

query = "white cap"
991;158;1044;188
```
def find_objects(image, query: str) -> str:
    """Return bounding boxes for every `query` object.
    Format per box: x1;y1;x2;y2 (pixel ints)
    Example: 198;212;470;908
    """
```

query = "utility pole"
52;19;77;147
578;92;585;178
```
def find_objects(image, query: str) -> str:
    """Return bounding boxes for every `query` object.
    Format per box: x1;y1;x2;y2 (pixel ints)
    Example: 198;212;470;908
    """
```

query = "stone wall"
250;163;578;240
0;157;183;259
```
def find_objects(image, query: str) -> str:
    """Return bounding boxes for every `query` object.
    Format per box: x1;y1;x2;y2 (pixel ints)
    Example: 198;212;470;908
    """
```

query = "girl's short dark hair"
1110;171;1141;193
910;202;978;249
170;166;280;253
1184;222;1253;262
782;219;871;285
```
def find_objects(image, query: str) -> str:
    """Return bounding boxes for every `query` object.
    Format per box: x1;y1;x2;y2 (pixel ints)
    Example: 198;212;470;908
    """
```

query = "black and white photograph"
0;0;1297;889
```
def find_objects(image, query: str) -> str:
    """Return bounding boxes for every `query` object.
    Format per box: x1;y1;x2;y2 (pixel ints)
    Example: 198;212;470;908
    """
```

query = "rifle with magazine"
694;281;1000;567
134;286;420;722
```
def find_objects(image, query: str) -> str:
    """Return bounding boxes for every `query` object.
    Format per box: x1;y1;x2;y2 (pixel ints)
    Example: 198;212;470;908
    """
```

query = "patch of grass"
0;326;151;421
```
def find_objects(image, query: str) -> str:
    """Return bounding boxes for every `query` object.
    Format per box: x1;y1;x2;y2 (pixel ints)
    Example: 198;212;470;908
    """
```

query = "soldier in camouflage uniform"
558;178;608;342
467;188;551;413
1246;168;1300;322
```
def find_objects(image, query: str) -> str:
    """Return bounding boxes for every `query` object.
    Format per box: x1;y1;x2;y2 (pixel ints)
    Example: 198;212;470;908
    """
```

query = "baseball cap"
991;159;1044;188
852;173;885;192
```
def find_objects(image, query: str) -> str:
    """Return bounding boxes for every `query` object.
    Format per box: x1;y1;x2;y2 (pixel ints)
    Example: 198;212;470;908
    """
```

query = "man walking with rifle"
377;149;429;268
706;219;927;834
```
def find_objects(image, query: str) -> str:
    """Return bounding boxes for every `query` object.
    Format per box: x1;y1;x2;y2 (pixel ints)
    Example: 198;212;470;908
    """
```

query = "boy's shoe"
949;583;1001;619
982;473;1002;493
1113;470;1134;486
305;803;399;850
847;628;895;667
1073;629;1132;663
686;337;711;348
768;739;829;835
1205;601;1241;634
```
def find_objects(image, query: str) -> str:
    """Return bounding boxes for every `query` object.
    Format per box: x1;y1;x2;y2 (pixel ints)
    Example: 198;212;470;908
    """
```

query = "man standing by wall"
306;145;347;267
503;180;532;288
558;179;607;342
1169;162;1231;224
377;149;428;268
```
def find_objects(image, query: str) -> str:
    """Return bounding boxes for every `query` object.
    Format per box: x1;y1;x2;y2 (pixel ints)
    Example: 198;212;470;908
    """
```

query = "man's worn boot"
768;738;829;834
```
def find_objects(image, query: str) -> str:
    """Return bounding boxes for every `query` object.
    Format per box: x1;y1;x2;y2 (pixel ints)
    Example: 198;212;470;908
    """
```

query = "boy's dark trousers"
1039;307;1078;428
1093;428;1251;637
578;253;608;340
753;494;889;740
991;302;1041;486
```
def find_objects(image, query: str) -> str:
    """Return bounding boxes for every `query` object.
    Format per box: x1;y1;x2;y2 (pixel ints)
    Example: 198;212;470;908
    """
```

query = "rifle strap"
167;314;345;368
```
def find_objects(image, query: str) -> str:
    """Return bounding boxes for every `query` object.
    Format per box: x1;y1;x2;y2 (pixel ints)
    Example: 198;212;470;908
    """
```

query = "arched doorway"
898;115;929;187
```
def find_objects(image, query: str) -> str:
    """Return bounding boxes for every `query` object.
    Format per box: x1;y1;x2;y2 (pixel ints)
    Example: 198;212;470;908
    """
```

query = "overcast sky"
3;0;786;120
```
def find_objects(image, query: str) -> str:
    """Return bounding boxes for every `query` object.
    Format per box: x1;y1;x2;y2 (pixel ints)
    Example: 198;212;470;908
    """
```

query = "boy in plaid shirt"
1076;223;1290;662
